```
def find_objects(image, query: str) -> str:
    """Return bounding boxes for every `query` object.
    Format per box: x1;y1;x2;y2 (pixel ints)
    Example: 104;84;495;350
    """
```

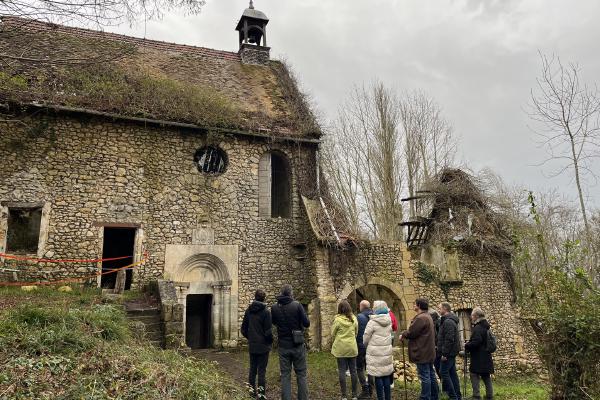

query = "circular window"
194;146;228;175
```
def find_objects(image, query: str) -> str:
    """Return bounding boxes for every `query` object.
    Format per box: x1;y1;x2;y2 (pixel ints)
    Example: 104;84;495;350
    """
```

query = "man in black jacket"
437;302;462;400
241;289;273;399
465;307;494;400
271;284;310;400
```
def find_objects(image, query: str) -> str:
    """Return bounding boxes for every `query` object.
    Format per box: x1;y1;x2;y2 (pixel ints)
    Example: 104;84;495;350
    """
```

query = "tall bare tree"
400;90;456;217
529;54;600;243
322;82;404;240
322;84;456;239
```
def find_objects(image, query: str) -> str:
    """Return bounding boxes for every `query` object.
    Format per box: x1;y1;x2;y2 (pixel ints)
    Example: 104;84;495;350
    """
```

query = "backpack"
485;329;497;353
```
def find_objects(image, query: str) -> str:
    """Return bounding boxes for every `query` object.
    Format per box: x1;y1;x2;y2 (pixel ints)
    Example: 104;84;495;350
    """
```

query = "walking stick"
463;352;467;397
401;339;408;400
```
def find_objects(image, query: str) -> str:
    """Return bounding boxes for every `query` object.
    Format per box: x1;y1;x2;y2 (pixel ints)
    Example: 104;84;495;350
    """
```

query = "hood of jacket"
276;295;293;305
334;314;355;328
474;318;490;329
441;312;459;325
248;300;267;313
369;313;391;327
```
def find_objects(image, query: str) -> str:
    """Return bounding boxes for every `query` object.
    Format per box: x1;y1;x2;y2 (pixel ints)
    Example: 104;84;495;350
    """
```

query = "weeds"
0;287;245;399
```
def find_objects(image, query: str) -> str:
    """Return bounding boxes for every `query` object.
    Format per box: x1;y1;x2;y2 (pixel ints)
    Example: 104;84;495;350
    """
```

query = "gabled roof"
0;17;319;138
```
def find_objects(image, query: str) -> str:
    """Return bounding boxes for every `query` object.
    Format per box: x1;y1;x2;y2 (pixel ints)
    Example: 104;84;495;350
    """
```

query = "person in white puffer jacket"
363;300;394;400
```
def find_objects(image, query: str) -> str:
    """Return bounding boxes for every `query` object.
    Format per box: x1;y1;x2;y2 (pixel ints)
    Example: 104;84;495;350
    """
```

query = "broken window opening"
194;146;228;175
271;152;291;218
258;151;291;218
100;227;136;290
457;308;473;350
6;207;42;254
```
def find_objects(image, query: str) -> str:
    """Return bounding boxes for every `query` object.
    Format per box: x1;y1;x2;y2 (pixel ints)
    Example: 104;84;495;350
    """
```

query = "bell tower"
235;0;270;65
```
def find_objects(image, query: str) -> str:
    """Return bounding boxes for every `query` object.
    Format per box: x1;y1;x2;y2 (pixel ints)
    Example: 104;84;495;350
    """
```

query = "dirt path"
191;350;286;399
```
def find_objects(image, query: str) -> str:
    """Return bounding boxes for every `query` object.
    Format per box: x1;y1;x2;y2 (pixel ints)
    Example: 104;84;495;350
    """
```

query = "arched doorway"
348;284;407;336
174;253;235;349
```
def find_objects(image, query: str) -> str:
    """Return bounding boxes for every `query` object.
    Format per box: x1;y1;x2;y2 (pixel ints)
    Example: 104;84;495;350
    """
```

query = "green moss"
0;287;246;399
414;261;440;285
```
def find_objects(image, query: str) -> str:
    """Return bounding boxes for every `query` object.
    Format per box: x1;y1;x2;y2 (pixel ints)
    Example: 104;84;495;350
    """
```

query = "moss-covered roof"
0;17;320;138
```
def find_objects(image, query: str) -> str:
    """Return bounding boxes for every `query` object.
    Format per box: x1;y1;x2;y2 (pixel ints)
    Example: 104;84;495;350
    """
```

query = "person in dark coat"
356;300;374;398
429;309;441;378
437;302;462;400
464;307;494;400
241;289;273;399
400;297;439;400
271;284;310;400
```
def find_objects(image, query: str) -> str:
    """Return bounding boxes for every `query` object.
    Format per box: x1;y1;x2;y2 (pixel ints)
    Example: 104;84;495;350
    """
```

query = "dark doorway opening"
186;294;213;349
349;284;406;334
101;227;136;290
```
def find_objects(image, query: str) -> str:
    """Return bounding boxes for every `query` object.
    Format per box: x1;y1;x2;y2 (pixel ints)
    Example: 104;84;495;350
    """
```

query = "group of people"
241;285;495;400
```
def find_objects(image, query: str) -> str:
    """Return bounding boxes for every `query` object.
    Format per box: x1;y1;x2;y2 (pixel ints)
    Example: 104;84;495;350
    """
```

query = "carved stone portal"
164;244;239;348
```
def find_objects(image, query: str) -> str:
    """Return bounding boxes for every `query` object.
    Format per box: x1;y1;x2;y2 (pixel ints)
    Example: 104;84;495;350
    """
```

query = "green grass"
234;350;549;400
0;286;245;399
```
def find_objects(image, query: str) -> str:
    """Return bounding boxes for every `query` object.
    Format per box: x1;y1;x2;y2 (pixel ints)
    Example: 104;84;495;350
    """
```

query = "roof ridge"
0;15;241;61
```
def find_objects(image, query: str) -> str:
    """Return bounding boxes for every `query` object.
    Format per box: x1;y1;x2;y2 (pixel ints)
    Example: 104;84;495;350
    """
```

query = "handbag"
281;302;304;345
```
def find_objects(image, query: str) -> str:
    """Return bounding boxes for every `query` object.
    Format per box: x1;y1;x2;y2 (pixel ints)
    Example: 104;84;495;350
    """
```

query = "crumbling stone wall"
0;112;319;323
320;241;542;375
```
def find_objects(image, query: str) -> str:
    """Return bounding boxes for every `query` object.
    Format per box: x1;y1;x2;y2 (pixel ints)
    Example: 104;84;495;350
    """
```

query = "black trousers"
249;351;270;397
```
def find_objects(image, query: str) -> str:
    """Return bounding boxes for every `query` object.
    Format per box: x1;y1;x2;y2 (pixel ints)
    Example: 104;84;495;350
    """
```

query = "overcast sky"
108;0;600;207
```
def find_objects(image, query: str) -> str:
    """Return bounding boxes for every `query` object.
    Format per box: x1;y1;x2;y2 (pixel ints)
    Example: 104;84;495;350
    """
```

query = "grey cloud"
108;0;599;205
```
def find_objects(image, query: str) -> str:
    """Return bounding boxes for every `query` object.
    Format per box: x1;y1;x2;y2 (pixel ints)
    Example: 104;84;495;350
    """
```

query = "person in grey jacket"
437;302;462;400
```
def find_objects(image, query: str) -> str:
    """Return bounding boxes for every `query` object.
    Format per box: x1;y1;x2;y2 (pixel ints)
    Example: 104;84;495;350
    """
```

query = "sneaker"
346;370;351;376
390;382;394;389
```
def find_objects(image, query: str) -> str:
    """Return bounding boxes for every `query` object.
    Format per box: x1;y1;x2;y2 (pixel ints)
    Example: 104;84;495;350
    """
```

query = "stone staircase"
124;301;164;348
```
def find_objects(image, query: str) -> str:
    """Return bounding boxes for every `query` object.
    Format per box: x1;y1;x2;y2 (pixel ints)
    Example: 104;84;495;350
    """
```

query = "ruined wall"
322;241;542;375
0;113;319;318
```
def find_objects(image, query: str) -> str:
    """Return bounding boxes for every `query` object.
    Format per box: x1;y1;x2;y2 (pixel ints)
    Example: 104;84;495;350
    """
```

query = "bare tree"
400;90;456;217
322;84;457;239
322;82;404;240
0;0;204;27
529;54;600;242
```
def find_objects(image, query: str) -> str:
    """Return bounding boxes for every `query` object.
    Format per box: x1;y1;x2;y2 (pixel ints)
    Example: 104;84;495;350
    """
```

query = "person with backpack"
241;289;273;399
464;307;495;400
356;300;374;399
400;297;439;400
363;300;394;400
331;299;360;400
271;284;311;400
437;302;462;400
429;309;441;378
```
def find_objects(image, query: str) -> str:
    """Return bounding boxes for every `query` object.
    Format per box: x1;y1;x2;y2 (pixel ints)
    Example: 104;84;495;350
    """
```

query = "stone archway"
164;244;239;348
339;277;414;331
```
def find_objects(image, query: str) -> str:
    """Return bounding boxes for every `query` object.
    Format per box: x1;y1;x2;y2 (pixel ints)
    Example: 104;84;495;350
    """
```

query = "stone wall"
317;240;542;375
0;112;319;327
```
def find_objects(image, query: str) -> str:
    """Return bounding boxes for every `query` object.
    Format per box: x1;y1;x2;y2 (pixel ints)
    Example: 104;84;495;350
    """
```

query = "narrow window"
6;207;42;254
258;151;291;218
457;308;473;350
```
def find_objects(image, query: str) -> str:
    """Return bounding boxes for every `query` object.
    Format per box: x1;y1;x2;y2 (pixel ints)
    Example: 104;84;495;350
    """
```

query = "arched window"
258;151;291;218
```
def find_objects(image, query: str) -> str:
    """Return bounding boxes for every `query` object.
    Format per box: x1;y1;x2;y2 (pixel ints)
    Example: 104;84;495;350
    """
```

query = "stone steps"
125;302;164;349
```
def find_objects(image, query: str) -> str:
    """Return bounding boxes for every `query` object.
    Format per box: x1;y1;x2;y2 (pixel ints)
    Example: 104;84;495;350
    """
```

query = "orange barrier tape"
0;254;148;287
0;253;133;263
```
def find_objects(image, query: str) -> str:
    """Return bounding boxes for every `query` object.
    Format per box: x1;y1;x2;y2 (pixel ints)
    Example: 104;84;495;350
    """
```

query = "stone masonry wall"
0;113;319;325
322;241;542;375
